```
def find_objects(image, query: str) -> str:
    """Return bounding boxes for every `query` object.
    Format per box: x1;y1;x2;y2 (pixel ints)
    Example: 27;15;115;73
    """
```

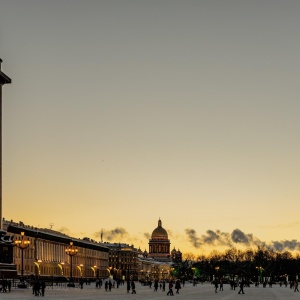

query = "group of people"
32;279;46;297
0;279;11;292
214;279;245;294
167;279;181;296
126;280;136;293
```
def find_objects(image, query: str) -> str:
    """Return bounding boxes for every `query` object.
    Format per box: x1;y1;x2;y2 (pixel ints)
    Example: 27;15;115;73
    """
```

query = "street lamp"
65;242;78;287
215;266;220;280
14;232;30;288
34;259;42;277
78;264;84;277
92;265;97;278
256;266;264;284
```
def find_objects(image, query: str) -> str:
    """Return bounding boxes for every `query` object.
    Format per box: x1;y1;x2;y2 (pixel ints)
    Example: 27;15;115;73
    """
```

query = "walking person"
126;280;131;293
79;278;84;289
7;280;11;292
294;280;299;292
167;280;174;296
162;280;166;292
1;280;7;293
175;279;181;294
131;281;136;294
214;279;218;293
219;279;223;291
41;280;46;297
154;279;158;291
238;279;245;294
34;280;41;296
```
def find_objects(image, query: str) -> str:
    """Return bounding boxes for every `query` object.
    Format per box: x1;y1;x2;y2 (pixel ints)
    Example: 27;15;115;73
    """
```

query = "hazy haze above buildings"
0;0;300;254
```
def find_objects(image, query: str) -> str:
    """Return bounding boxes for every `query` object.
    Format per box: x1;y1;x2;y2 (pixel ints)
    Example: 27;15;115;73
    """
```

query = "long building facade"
3;220;109;280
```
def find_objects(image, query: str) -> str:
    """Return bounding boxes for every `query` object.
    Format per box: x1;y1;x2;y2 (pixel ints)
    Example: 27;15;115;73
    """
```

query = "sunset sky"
1;0;300;255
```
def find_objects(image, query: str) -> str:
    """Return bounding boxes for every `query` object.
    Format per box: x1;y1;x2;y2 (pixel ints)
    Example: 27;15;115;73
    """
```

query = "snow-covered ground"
1;282;299;299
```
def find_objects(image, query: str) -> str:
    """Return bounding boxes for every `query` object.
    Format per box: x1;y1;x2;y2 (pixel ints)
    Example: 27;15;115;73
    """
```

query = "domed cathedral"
148;219;171;262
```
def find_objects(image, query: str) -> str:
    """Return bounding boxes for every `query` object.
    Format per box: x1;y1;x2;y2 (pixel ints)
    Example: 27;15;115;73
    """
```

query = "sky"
0;0;300;255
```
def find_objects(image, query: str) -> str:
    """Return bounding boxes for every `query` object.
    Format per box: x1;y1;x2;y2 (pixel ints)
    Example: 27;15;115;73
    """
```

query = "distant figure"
105;281;108;291
167;280;174;296
154;279;158;291
131;281;136;294
238;280;245;294
214;280;218;293
127;280;131;293
79;278;84;289
175;279;181;294
162;280;166;292
294;281;299;292
41;280;46;296
108;280;112;291
7;280;11;292
219;279;223;291
34;280;41;296
1;279;7;293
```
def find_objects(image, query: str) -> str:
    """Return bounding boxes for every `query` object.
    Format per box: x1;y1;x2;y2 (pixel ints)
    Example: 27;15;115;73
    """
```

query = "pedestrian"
167;280;174;296
131;281;136;294
175;279;181;294
1;280;7;293
154;279;158;291
294;280;299;292
127;280;131;293
162;280;166;292
79;278;84;289
108;280;112;291
41;280;46;297
214;279;218;293
238;279;245;294
7;280;11;292
219;279;223;291
34;280;41;296
105;281;108;291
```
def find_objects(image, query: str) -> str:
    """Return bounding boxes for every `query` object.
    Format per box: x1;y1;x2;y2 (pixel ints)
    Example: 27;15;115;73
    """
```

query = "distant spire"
158;218;162;227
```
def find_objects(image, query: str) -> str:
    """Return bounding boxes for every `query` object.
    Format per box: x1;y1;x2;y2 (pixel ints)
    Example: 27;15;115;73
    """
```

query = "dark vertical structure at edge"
0;59;16;279
0;58;11;230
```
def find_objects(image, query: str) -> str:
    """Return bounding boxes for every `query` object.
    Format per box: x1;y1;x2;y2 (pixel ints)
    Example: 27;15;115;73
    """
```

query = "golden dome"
151;219;168;240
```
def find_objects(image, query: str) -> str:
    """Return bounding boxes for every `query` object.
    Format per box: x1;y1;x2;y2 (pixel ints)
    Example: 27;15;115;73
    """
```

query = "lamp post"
215;266;220;281
256;266;264;284
93;265;98;279
14;232;30;288
65;242;78;287
34;259;42;277
79;264;84;277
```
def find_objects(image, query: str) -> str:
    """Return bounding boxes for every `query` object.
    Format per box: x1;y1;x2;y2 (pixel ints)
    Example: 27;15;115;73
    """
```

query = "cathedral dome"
151;219;168;240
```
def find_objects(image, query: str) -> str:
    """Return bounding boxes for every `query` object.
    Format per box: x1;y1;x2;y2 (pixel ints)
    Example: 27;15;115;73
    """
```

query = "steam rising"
185;228;300;252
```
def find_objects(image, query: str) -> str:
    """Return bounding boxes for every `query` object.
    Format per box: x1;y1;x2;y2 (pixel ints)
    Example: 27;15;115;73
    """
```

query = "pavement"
0;282;299;299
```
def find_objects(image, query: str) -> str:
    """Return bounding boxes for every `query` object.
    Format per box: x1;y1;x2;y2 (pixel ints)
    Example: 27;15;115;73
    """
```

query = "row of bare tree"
180;246;300;281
